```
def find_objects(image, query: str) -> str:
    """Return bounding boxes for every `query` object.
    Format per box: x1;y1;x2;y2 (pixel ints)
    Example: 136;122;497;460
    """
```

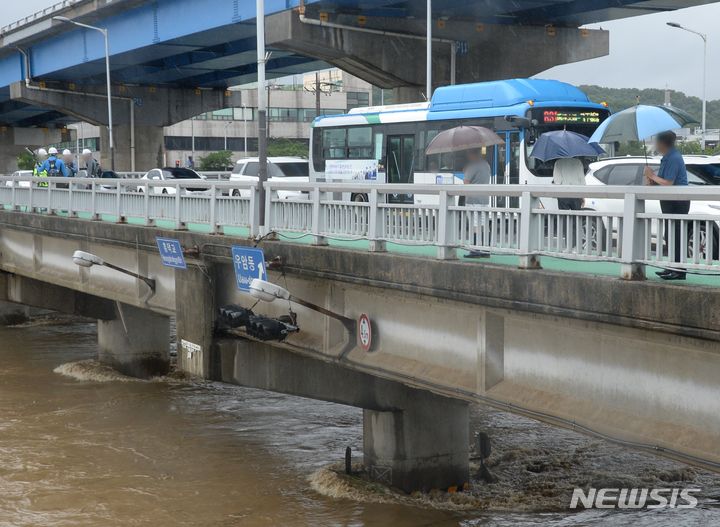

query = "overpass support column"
98;302;170;378
100;125;164;173
175;265;216;378
363;394;469;492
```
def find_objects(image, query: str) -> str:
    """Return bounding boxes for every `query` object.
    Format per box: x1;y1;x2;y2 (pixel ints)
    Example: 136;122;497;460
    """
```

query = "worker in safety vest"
33;148;49;187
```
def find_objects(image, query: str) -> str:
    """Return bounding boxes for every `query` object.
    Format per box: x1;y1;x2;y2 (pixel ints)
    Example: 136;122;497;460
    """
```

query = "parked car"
138;167;209;195
584;156;720;258
5;170;33;188
229;157;309;199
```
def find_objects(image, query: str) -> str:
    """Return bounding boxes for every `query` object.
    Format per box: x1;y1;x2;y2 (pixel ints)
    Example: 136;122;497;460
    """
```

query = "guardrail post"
10;180;17;210
143;182;153;226
115;181;126;223
47;181;55;215
518;191;542;269
436;190;457;260
174;185;186;230
620;193;646;280
262;183;273;237
368;188;386;252
28;180;34;212
68;182;76;218
249;185;260;238
311;188;327;246
209;183;218;235
90;181;99;221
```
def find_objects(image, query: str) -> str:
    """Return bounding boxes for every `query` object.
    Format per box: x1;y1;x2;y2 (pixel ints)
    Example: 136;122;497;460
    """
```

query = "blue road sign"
156;237;187;269
232;246;267;292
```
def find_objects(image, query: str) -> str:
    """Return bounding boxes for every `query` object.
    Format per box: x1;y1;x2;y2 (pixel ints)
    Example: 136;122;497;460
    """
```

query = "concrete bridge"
0;175;718;492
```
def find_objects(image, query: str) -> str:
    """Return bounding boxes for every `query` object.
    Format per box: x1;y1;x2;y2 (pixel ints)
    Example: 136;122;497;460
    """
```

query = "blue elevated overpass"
0;0;715;170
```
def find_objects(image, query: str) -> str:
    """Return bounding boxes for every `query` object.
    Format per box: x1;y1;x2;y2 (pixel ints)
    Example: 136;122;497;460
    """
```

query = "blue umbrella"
588;105;690;144
530;130;605;162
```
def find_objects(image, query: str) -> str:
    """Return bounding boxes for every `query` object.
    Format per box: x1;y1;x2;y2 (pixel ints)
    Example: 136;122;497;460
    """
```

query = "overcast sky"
4;1;719;99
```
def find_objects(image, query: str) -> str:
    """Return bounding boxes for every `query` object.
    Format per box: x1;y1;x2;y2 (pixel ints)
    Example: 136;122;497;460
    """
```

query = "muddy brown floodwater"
0;316;718;526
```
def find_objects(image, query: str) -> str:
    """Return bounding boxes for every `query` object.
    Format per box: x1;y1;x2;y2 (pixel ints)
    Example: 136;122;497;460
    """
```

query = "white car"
5;170;33;188
138;167;209;195
229;157;309;199
584;156;720;258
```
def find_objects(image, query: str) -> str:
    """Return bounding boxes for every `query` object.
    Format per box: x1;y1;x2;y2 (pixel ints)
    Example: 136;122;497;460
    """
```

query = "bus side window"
323;128;347;159
348;127;373;159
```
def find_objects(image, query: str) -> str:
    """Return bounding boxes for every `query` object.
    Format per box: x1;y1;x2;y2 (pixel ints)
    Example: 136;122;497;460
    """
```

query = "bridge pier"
363;396;469;492
98;302;170;379
0;300;30;326
212;338;469;493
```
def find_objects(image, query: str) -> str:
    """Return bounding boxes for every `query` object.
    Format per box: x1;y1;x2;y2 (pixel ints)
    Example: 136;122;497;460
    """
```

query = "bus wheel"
352;193;369;203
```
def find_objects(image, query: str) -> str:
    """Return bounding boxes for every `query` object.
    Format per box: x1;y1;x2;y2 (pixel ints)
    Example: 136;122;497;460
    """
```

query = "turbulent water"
0;316;718;526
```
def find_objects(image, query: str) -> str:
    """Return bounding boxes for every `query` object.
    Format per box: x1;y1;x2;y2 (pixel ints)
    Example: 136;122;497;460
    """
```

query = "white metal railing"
0;177;258;235
1;175;720;279
0;0;86;34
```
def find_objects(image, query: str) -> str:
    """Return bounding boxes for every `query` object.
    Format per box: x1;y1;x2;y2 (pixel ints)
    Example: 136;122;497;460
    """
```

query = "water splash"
53;360;140;383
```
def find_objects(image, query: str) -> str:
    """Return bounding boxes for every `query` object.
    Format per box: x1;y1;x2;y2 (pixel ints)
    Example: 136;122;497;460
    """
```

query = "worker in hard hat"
62;149;78;177
40;147;69;178
81;148;102;178
33;148;49;188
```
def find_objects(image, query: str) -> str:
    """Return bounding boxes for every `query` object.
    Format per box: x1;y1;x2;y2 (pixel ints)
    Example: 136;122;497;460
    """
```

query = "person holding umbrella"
425;126;505;259
643;130;689;281
589;105;697;281
530;130;605;210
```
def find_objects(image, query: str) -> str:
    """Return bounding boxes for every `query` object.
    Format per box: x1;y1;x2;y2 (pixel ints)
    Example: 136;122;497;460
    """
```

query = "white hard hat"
62;149;72;156
48;147;58;155
82;148;92;155
37;148;48;156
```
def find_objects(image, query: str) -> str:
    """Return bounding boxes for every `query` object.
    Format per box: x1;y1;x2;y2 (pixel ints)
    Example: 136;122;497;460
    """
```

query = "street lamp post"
53;16;115;170
426;0;432;100
72;251;155;292
256;0;268;229
242;104;248;157
667;22;708;151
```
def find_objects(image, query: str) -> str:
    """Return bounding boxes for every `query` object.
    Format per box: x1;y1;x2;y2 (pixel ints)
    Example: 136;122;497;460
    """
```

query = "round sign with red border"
358;314;373;352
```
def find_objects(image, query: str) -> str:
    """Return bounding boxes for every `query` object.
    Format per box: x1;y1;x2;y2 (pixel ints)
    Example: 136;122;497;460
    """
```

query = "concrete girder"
0;272;116;324
9;82;242;127
266;11;609;99
9;82;241;170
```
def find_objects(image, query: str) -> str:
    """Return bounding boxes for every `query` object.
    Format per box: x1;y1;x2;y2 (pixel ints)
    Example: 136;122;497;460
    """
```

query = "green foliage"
267;138;308;158
199;150;233;171
579;85;720;130
616;141;649;157
16;151;35;171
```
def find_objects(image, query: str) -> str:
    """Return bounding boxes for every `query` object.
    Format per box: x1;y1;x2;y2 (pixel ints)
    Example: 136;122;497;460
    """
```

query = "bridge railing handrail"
0;0;86;34
1;176;719;278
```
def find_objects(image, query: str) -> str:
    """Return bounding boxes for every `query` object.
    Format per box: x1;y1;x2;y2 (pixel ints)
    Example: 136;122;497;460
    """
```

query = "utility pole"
257;0;268;228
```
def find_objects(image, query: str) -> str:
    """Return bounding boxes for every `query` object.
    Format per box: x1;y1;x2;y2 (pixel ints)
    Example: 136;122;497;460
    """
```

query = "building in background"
53;69;377;170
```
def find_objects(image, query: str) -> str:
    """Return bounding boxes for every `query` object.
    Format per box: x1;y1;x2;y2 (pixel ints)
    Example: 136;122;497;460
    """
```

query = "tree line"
580;85;720;130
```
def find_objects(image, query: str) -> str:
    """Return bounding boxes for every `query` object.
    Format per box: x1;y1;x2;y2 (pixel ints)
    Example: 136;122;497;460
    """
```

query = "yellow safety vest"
34;164;48;187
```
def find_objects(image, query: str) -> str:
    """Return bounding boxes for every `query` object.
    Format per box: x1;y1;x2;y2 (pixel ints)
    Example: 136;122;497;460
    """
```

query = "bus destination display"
542;110;602;125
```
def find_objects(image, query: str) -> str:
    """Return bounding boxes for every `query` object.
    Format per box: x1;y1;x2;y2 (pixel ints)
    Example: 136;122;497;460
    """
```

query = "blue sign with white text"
232;246;267;292
156;238;187;269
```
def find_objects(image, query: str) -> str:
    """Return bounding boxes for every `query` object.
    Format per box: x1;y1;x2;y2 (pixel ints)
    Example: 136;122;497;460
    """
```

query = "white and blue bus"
309;78;610;205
